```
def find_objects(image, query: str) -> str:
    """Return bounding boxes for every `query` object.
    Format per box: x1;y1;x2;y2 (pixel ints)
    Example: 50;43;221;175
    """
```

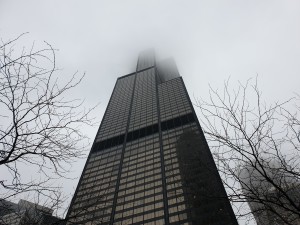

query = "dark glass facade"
66;51;238;225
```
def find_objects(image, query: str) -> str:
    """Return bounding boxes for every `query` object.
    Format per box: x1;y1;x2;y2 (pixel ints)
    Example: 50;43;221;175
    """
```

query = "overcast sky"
1;0;300;223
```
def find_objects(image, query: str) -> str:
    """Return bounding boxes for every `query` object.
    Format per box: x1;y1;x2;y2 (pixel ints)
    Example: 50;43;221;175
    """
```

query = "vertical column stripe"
155;69;170;225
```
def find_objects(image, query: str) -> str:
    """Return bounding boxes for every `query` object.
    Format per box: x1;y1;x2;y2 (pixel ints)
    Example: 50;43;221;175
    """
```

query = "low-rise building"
0;199;62;225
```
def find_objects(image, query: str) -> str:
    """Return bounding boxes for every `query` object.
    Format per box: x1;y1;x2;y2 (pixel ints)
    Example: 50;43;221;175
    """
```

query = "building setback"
66;51;238;225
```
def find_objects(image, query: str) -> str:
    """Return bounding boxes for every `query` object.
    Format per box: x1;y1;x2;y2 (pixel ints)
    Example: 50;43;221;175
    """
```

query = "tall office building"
66;52;238;225
240;161;300;225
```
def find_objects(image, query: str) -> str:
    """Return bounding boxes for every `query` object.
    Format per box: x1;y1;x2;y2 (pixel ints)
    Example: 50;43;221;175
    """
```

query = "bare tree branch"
0;34;99;222
195;77;300;225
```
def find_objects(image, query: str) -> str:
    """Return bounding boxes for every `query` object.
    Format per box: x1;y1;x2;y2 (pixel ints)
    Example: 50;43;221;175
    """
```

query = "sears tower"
66;51;238;225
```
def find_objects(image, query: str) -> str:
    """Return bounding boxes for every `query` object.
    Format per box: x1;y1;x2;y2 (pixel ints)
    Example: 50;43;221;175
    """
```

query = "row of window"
81;171;118;189
160;109;191;118
101;103;130;121
115;214;164;225
86;154;121;170
129;113;157;119
72;192;114;210
119;173;162;191
115;208;164;223
82;163;118;183
118;188;163;204
129;121;158;131
160;106;191;114
130;104;156;110
98;122;128;132
116;193;164;212
90;147;122;161
124;138;160;155
83;160;119;176
120;164;161;185
122;155;161;173
130;112;157;118
69;198;113;220
76;186;115;202
123;148;160;163
123;152;160;168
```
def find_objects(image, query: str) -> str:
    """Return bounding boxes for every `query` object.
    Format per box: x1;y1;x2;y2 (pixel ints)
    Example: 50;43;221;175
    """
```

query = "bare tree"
0;33;98;221
195;78;300;225
0;189;109;225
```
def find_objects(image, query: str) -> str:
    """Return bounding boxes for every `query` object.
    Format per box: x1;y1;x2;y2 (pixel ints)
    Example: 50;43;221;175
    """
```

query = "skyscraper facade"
66;52;238;225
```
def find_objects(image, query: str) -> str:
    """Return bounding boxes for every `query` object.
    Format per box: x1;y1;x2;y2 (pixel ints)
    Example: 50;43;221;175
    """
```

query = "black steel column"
154;70;170;225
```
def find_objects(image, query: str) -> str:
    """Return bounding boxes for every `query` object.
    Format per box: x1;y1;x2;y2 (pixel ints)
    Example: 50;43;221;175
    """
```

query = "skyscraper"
66;51;238;225
240;161;300;225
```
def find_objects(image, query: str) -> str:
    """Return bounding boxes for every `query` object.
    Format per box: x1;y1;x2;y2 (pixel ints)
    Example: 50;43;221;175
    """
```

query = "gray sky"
1;0;300;223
